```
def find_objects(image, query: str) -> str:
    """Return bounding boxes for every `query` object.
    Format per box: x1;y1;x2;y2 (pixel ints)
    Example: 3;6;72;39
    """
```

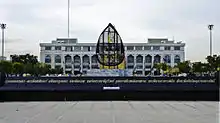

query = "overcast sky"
0;0;219;61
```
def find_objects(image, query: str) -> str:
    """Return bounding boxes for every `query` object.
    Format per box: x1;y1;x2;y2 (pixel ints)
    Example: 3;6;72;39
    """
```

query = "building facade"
40;38;185;75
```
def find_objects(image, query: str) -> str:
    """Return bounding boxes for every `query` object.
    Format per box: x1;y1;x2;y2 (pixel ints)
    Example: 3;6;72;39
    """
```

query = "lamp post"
208;24;214;56
0;23;6;61
68;0;70;38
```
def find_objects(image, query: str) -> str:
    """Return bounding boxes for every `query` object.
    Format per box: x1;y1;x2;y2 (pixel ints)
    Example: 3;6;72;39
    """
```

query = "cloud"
0;0;219;61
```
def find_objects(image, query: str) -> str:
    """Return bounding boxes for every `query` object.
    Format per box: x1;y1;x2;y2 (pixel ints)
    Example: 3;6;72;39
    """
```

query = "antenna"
68;0;70;38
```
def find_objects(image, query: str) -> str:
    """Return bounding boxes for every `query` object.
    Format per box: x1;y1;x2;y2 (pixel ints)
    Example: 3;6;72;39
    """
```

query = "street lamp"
208;24;214;56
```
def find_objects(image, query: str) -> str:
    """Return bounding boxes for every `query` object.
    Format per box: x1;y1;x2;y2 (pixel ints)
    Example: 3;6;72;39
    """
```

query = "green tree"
38;63;51;75
10;54;38;64
23;63;35;74
0;61;13;75
206;55;220;72
12;62;24;75
176;60;191;73
154;63;170;75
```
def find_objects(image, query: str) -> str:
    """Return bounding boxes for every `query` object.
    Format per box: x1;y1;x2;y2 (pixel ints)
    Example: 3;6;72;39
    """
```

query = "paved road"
0;101;219;123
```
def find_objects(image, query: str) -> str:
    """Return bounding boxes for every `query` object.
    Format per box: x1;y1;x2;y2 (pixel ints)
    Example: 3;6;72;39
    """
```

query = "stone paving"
0;101;219;123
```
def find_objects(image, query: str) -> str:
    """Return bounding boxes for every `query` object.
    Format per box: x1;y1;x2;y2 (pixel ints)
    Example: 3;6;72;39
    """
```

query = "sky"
0;0;219;62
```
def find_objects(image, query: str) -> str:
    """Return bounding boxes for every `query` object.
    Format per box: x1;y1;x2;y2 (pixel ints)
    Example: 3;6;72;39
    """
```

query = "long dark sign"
5;76;216;83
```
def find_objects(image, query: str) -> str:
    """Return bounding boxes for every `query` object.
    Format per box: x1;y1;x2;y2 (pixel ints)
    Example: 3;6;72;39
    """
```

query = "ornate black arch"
96;23;125;68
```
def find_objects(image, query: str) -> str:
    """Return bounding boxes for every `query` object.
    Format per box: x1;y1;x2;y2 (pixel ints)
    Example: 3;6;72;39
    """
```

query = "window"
137;65;143;69
127;46;134;50
83;46;90;51
55;65;61;69
45;55;51;63
154;55;161;63
145;65;151;69
83;65;90;69
174;55;181;63
127;65;134;69
55;46;61;50
144;46;151;50
163;55;171;63
92;55;97;63
66;46;72;51
135;46;142;50
83;55;90;63
55;55;61;63
65;55;72;63
91;46;96;51
65;65;72;69
74;46;81;51
136;55;143;63
145;55;152;63
127;55;134;63
164;46;171;50
153;46;160;50
74;65;80;69
45;46;51;50
174;46;180;50
74;55;81;63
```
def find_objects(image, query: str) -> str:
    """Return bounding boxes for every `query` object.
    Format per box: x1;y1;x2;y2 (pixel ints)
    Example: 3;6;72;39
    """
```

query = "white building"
40;38;185;75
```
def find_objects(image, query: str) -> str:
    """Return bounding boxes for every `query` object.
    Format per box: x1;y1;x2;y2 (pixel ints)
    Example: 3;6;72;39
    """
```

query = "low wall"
0;90;218;101
0;73;219;101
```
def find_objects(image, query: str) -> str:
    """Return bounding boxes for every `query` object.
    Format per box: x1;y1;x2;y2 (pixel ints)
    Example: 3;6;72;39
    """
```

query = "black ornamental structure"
96;23;125;69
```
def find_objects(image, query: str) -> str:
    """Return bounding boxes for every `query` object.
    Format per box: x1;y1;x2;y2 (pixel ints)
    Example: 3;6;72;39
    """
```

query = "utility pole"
0;23;6;61
208;24;214;56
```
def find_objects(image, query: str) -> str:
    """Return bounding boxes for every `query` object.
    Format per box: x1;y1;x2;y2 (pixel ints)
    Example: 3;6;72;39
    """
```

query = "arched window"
92;55;97;63
55;55;61;63
163;55;171;63
83;55;90;63
145;55;152;63
74;55;81;63
65;55;72;63
136;55;143;63
127;55;134;63
174;55;181;63
154;55;161;63
45;55;51;63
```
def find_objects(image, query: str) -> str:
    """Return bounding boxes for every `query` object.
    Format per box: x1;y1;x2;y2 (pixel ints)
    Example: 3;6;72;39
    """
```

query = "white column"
80;55;83;72
51;54;55;69
151;54;155;75
171;54;175;67
71;54;74;74
62;54;65;74
160;54;164;63
133;54;136;71
143;55;145;75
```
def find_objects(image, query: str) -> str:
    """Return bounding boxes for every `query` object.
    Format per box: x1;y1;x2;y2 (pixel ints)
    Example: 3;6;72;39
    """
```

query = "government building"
40;38;185;76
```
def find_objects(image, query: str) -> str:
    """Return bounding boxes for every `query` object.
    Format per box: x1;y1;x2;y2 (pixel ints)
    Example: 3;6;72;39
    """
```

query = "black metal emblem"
96;23;125;68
